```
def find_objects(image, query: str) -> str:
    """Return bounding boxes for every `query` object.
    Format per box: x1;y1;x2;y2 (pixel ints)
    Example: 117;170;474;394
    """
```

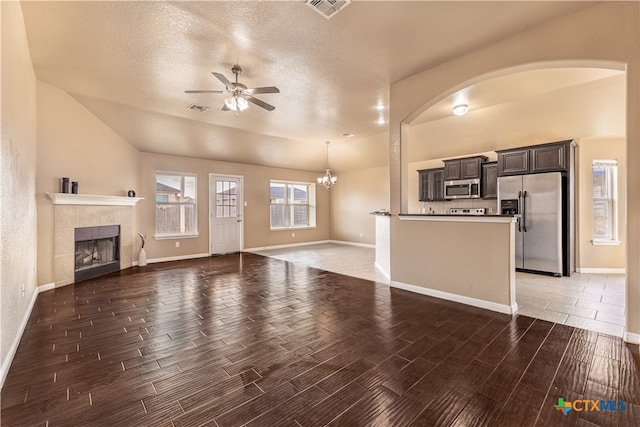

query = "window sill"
155;233;199;240
270;226;316;232
591;240;621;246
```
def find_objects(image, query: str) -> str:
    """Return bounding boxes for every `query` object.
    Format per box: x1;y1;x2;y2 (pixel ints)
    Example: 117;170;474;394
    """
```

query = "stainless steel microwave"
444;178;481;199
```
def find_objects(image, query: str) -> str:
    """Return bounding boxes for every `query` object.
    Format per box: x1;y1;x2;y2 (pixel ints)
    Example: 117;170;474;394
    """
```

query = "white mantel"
46;193;143;206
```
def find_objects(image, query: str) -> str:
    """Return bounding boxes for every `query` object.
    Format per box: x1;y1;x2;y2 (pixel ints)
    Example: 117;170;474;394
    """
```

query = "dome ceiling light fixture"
453;103;469;116
317;141;337;189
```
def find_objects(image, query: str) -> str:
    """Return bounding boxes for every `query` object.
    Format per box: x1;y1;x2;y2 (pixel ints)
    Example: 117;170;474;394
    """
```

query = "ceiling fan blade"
185;90;225;94
244;86;280;95
222;103;231;111
245;95;275;111
212;72;234;89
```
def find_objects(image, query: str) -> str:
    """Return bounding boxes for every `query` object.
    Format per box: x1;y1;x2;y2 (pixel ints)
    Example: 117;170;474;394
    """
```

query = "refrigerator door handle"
523;190;528;232
517;190;522;232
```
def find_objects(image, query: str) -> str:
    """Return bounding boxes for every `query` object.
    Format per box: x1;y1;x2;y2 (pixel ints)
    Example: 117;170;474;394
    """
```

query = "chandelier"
317;141;337;189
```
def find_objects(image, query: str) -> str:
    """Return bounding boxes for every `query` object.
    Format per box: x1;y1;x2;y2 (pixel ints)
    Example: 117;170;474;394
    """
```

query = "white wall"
1;1;39;385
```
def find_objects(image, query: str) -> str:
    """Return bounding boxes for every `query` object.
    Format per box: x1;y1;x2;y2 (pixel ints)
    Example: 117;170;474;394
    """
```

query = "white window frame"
269;180;316;230
155;171;198;239
591;159;620;245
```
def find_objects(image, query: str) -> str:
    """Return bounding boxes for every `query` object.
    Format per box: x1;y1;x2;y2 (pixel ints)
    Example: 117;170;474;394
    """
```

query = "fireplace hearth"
74;225;120;282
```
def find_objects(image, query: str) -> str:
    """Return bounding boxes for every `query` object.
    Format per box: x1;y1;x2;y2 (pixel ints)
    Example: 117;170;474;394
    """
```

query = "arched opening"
402;61;627;337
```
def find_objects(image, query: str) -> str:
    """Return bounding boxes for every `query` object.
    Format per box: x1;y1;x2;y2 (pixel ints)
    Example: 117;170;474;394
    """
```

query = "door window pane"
216;180;237;218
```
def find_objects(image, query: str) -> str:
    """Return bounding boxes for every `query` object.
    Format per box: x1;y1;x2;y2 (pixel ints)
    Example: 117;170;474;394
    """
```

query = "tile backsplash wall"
420;199;498;215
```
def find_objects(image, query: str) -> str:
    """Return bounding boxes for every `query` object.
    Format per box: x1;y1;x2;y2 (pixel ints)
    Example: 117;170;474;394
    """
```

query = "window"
216;179;238;218
155;172;197;238
592;160;619;244
269;181;316;229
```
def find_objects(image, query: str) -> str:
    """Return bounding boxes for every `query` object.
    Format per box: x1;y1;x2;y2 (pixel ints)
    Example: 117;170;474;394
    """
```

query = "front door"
210;175;243;254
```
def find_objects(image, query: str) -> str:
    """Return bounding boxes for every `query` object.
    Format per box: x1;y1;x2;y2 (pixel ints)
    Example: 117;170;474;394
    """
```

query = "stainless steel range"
449;208;486;215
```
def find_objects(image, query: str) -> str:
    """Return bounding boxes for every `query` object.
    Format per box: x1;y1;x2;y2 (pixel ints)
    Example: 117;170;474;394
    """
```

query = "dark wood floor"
2;253;639;427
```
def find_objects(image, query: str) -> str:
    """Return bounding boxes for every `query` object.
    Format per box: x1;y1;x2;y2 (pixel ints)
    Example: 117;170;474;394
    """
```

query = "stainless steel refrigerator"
498;172;563;276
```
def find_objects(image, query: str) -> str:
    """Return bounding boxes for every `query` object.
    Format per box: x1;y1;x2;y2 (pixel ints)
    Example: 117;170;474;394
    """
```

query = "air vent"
187;103;209;113
305;0;351;19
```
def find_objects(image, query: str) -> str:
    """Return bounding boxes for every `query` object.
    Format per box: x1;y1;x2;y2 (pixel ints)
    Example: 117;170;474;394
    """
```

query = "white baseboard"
39;282;56;292
329;240;376;249
391;280;517;315
147;253;210;264
576;268;626;274
374;262;390;281
244;240;332;252
624;330;640;345
1;284;45;388
245;239;375;253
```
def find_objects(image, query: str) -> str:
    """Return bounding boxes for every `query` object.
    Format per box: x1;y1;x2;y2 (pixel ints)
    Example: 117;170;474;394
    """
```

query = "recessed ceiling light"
342;132;355;138
375;104;385;111
377;118;386;124
453;104;469;116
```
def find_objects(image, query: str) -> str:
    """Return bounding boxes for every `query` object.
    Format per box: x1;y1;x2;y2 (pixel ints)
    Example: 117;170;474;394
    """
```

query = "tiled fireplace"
74;224;121;282
48;193;142;286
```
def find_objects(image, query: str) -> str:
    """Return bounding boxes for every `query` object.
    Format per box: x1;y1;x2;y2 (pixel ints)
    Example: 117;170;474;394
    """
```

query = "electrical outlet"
21;284;25;297
175;241;180;248
291;232;295;237
359;233;363;238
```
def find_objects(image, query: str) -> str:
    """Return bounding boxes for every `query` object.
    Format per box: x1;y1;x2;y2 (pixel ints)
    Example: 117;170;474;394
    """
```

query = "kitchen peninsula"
374;211;519;315
388;140;575;314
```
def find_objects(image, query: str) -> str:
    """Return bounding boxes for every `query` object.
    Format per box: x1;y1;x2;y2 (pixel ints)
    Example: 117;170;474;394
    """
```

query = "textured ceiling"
21;1;609;172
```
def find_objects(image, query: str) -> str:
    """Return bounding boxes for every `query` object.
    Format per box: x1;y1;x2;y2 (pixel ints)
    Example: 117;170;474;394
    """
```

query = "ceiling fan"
185;65;280;115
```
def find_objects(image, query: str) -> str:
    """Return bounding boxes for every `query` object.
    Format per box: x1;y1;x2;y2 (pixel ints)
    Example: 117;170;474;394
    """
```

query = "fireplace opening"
74;225;120;282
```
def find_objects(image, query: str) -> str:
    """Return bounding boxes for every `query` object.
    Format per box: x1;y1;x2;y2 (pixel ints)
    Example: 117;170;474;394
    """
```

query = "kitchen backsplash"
419;199;498;215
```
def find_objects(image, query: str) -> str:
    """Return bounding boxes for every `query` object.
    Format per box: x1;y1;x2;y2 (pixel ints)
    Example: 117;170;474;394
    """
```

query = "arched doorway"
403;63;627;337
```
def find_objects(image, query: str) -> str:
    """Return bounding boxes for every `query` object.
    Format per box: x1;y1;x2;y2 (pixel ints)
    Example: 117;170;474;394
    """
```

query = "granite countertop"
400;213;516;218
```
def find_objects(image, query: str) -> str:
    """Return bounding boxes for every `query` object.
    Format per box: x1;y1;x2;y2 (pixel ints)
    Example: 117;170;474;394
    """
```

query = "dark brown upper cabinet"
481;162;498;199
443;156;488;180
531;143;567;172
418;168;444;202
497;140;575;176
497;149;529;175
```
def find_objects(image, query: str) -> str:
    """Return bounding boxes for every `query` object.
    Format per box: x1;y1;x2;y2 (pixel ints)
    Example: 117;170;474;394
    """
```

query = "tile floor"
516;271;626;337
252;243;389;283
251;243;627;338
4;253;638;426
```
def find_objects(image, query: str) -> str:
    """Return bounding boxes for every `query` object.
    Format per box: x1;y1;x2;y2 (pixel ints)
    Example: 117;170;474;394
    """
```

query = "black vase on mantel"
61;177;70;193
71;181;78;194
127;190;136;197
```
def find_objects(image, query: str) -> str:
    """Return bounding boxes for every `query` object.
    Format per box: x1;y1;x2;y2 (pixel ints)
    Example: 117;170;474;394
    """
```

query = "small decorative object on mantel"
137;232;147;267
71;181;79;194
61;177;70;193
127;190;136;197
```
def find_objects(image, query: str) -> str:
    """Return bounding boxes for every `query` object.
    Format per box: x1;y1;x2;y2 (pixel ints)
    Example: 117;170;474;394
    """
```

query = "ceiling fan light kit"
185;65;279;116
224;96;249;112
